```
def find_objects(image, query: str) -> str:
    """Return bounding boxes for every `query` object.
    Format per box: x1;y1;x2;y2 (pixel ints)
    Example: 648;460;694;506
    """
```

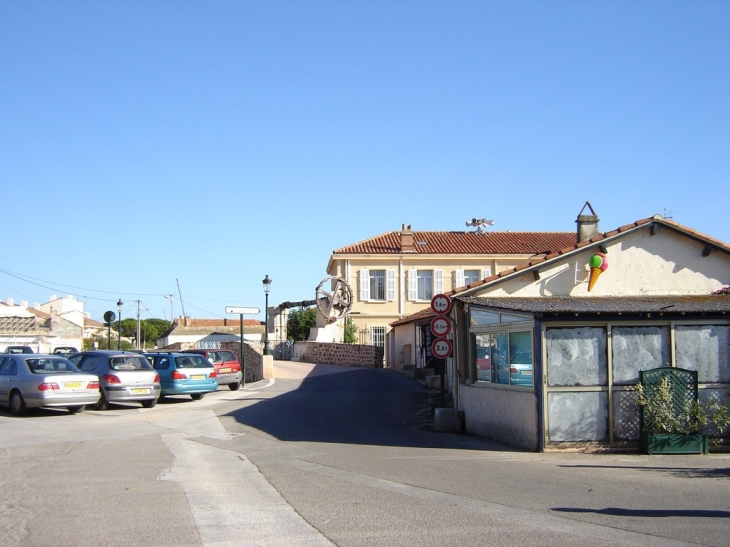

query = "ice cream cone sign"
588;252;608;292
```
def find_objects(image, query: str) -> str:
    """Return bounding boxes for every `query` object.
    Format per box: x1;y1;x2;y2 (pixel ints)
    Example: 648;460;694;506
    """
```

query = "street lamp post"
117;299;123;350
262;275;272;355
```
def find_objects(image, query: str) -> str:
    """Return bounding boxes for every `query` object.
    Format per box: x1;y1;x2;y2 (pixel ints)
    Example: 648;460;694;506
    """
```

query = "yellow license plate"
219;368;231;374
191;375;205;380
65;382;82;388
131;388;150;394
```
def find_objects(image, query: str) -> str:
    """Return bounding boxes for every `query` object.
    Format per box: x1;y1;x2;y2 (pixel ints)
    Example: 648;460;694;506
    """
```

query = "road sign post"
225;306;260;388
429;294;453;408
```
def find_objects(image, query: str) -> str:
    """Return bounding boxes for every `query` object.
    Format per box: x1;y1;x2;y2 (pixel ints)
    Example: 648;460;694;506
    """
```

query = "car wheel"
9;391;26;416
141;399;157;408
67;405;85;414
191;393;205;400
95;392;109;411
228;382;240;391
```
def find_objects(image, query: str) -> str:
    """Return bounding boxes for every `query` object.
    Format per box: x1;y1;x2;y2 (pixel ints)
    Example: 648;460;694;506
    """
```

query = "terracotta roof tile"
334;231;576;256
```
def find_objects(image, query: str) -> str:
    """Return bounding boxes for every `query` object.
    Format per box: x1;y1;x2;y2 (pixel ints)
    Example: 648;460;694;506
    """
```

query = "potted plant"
635;371;730;454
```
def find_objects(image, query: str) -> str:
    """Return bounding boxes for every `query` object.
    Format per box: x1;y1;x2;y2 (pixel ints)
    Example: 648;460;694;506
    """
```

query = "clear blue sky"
2;1;728;323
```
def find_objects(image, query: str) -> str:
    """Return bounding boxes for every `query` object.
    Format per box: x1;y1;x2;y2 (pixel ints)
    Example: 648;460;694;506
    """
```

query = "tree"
142;318;171;346
287;307;316;341
344;316;357;344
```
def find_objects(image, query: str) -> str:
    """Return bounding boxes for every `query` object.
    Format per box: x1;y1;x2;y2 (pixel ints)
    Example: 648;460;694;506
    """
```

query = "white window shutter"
455;269;465;289
434;269;443;294
359;269;370;301
407;269;418;301
386;270;396;301
481;268;491;280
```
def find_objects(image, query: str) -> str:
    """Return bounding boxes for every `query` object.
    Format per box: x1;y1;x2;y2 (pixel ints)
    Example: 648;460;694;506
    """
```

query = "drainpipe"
398;259;404;318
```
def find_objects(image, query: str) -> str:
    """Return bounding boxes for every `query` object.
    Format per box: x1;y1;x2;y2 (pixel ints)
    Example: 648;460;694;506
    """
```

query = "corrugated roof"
334;231;577;255
457;295;730;315
390;294;730;327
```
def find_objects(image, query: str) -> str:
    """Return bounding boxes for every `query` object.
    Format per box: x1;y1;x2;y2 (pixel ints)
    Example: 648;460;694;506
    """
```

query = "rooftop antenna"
465;218;494;233
663;208;677;220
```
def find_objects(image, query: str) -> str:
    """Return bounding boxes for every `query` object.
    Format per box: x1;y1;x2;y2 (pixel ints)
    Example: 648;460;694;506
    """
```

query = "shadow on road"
558;464;730;479
225;366;515;452
553;507;730;518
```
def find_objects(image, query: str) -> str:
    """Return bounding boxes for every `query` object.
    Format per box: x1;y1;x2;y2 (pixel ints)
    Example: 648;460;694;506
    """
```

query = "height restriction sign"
430;316;451;338
430;293;452;315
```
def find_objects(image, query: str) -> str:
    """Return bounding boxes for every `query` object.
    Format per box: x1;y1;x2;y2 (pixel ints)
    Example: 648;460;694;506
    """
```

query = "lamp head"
262;275;272;294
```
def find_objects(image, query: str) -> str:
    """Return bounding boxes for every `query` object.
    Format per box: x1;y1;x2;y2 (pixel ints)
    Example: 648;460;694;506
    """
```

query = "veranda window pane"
493;333;509;385
675;325;730;383
473;334;492;383
470;310;500;326
612;326;670;385
548;392;608;442
546;327;607;387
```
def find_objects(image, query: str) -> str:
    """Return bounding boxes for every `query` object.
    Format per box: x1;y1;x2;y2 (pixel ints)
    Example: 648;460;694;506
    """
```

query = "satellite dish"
465;218;494;232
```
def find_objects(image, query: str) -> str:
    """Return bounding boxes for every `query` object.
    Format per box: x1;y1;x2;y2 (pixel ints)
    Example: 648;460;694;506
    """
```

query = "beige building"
326;223;576;367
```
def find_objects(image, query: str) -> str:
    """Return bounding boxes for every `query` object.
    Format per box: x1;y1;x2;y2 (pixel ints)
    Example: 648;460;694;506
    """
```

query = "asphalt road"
1;360;729;546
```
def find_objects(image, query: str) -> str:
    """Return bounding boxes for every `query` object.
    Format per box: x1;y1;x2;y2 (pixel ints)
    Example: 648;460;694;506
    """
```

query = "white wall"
488;229;729;298
459;384;539;451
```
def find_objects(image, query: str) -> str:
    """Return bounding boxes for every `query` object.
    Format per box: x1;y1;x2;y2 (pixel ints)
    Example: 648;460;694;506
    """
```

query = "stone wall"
221;341;265;383
297;341;384;368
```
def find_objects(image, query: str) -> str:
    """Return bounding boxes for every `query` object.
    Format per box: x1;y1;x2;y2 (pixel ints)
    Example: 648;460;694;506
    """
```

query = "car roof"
77;350;148;356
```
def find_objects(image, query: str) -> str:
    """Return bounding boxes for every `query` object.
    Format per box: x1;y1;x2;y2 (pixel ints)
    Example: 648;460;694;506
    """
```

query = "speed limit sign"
431;337;452;359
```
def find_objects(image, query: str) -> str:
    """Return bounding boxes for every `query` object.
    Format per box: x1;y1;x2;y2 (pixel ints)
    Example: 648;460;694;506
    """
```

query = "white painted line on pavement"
160;435;334;547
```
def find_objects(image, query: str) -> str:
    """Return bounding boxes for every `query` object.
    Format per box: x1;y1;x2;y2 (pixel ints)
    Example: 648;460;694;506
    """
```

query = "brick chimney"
576;201;600;242
399;224;414;252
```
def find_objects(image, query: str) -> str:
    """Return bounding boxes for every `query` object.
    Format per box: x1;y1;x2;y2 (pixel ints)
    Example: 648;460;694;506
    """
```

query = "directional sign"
430;293;452;315
225;306;260;315
430;316;451;338
431;337;452;359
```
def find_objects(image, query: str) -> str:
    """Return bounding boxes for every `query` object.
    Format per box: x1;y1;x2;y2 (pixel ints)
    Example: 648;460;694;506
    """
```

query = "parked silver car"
67;351;161;410
0;354;100;415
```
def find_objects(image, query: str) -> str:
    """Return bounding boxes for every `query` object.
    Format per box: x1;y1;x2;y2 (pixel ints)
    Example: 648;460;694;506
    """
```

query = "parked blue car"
145;352;218;400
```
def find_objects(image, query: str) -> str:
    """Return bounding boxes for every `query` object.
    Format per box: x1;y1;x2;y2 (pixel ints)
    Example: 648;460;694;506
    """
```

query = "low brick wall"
297;341;384;368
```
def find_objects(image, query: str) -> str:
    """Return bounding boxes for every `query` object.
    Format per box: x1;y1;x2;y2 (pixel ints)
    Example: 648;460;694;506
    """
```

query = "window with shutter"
359;269;370;301
434;269;443;294
407;269;418;301
386;270;395;301
455;269;465;289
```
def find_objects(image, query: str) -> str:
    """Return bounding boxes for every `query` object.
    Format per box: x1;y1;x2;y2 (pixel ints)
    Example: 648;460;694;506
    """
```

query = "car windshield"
109;356;153;371
7;347;31;354
26;358;81;374
175;355;210;368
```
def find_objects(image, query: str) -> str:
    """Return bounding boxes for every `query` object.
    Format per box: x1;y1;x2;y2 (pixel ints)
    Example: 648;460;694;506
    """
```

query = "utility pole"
136;300;141;350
